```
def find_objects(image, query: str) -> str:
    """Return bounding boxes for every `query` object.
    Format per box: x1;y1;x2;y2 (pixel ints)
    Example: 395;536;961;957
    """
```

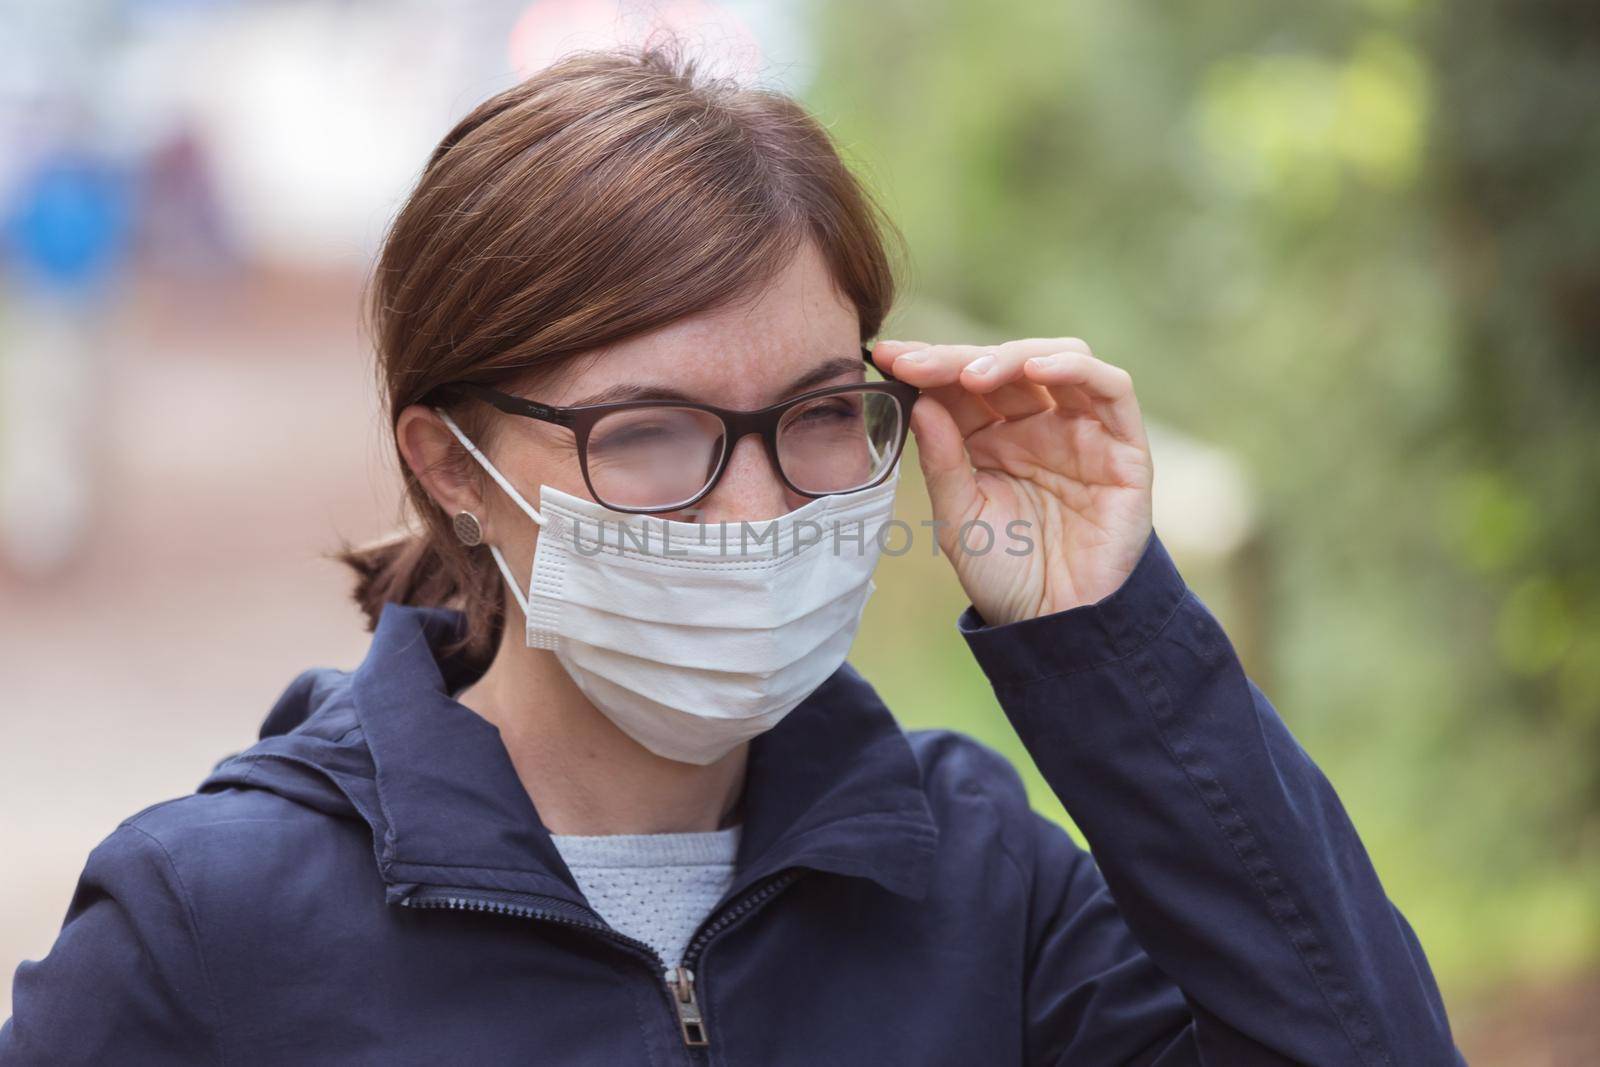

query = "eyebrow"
565;354;866;409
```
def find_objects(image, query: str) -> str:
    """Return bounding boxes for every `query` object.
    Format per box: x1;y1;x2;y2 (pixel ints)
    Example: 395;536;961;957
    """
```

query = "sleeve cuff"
955;527;1188;685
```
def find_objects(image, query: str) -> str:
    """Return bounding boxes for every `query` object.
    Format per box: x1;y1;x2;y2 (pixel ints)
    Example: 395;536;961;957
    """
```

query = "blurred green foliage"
812;0;1600;1005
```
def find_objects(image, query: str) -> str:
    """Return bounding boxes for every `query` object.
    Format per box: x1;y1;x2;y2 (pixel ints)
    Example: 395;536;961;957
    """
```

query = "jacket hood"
198;602;940;911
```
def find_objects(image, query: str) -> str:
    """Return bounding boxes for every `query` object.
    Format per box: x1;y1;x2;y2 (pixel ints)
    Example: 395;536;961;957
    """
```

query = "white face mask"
434;408;900;765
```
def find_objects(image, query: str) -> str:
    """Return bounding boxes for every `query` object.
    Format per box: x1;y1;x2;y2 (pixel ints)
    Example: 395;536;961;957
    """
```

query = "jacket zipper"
399;867;803;1051
669;964;708;1046
677;868;802;977
667;868;804;1047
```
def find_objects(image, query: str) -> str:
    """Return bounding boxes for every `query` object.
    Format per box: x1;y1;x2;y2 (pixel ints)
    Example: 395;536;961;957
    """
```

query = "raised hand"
872;338;1155;628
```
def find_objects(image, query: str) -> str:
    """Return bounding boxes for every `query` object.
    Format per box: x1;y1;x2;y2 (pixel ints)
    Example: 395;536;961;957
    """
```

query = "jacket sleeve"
1;821;224;1065
957;528;1464;1067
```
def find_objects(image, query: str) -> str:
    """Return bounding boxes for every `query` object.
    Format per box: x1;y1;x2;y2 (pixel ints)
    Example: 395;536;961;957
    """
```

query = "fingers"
954;338;1088;419
1021;348;1147;446
876;336;1146;446
873;339;1002;437
876;336;1098;424
868;339;932;380
879;338;1088;384
907;394;982;532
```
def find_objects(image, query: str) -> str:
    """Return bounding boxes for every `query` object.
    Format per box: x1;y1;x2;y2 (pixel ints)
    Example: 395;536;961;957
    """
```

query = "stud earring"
452;510;484;546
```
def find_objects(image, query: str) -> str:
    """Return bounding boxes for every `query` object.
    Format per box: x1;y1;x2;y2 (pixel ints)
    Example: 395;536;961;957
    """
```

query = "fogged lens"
776;388;902;494
585;406;726;509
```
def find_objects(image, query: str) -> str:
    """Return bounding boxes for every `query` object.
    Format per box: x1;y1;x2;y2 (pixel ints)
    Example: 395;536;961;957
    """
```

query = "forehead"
544;240;863;408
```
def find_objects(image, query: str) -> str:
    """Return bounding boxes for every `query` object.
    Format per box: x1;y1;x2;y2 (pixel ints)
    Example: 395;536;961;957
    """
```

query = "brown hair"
338;35;904;675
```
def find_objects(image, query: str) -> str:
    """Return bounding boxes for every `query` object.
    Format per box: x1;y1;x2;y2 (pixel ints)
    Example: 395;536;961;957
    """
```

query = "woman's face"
400;238;869;563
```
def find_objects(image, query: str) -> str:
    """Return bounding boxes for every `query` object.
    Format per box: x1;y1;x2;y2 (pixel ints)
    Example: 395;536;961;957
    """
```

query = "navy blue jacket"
2;529;1463;1065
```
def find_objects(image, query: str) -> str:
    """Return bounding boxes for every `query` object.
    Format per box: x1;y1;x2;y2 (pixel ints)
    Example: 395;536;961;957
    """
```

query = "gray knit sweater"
549;824;742;974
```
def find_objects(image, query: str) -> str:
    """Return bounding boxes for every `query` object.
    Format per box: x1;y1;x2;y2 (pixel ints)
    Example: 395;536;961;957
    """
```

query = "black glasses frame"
429;345;919;514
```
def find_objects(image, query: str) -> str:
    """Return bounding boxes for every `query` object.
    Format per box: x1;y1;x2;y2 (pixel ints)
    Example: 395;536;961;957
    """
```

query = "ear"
396;405;485;523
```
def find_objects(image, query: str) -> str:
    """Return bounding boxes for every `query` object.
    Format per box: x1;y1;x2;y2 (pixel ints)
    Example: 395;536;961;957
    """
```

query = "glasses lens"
776;388;903;494
585;406;726;509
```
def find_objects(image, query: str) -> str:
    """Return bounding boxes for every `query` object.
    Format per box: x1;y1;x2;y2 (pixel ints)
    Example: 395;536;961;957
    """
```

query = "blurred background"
0;1;1595;1062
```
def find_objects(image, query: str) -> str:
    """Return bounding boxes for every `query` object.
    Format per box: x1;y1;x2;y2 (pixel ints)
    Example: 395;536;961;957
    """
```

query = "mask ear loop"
433;407;546;620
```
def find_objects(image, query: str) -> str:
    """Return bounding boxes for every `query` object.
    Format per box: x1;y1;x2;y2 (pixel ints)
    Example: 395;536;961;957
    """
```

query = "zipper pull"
670;964;709;1047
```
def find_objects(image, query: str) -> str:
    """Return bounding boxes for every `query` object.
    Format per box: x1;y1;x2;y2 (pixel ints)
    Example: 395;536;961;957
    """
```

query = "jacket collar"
349;603;939;908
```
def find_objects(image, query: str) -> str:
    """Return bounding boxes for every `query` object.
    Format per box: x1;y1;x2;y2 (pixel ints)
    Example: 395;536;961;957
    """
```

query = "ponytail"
333;527;505;677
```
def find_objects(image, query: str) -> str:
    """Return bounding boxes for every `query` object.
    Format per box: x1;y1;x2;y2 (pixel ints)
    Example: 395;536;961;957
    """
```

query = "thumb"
909;395;982;534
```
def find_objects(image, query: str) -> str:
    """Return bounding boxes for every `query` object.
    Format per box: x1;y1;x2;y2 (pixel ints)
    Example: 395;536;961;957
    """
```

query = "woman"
1;43;1463;1066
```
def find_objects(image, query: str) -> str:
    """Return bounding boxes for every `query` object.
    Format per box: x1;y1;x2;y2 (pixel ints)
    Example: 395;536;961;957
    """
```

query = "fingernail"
898;349;928;363
1027;355;1057;369
967;354;996;375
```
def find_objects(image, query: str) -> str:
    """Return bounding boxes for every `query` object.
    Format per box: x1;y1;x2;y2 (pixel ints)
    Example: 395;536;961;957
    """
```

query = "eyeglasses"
429;345;919;515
